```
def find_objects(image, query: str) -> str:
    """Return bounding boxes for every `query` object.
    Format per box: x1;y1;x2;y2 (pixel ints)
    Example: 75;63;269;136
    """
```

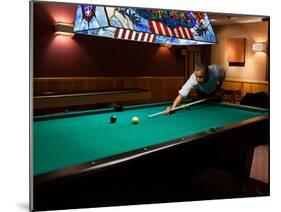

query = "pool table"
32;100;269;210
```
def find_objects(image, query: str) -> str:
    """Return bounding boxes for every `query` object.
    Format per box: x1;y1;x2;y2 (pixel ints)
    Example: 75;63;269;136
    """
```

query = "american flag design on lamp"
148;20;194;40
114;28;156;43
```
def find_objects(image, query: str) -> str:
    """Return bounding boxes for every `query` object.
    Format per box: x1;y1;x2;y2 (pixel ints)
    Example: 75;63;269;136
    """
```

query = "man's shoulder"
185;73;197;85
208;65;225;73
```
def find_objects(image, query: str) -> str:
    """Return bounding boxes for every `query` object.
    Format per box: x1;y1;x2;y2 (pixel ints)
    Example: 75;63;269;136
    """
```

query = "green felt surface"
33;102;266;176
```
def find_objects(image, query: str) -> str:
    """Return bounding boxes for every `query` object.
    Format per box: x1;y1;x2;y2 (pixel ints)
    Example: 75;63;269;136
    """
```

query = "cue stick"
147;98;209;118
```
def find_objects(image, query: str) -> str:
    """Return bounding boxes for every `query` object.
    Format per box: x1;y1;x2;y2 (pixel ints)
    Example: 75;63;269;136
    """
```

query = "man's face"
195;70;207;84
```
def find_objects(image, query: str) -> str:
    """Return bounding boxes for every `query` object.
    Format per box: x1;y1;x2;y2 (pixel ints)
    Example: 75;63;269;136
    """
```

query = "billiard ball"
110;115;117;123
132;117;139;124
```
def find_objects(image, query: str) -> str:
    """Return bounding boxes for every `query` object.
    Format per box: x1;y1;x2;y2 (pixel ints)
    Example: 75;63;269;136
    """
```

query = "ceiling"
208;13;268;26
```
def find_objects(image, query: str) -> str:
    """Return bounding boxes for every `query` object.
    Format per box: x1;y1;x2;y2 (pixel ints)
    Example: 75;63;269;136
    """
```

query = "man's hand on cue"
164;106;174;115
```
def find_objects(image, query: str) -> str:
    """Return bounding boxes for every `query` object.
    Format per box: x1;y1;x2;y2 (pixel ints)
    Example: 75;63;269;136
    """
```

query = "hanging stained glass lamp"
73;4;217;46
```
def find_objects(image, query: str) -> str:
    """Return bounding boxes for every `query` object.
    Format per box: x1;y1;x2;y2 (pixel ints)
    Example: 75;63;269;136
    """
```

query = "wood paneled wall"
33;77;268;104
33;77;185;103
222;79;269;97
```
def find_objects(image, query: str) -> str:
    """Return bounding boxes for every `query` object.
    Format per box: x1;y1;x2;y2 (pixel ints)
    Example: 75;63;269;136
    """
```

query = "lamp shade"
73;4;217;46
54;22;75;36
252;42;266;52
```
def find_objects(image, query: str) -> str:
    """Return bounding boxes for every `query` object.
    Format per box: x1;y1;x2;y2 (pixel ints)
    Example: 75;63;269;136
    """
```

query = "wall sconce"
54;22;75;37
160;43;172;48
252;42;266;52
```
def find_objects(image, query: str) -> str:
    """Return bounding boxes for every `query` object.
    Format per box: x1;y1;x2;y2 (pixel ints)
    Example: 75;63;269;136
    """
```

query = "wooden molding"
225;78;268;85
33;76;184;80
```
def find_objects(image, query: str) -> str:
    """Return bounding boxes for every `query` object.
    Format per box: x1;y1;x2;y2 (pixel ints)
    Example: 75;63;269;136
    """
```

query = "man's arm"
218;66;226;87
165;73;197;114
211;66;226;101
171;94;183;109
165;94;183;114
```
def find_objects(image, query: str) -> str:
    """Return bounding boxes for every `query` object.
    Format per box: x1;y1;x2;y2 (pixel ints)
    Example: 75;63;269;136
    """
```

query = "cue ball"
110;115;117;123
132;117;139;124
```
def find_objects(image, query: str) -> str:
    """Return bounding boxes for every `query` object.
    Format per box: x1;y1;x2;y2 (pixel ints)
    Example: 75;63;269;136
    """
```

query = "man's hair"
195;63;208;74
